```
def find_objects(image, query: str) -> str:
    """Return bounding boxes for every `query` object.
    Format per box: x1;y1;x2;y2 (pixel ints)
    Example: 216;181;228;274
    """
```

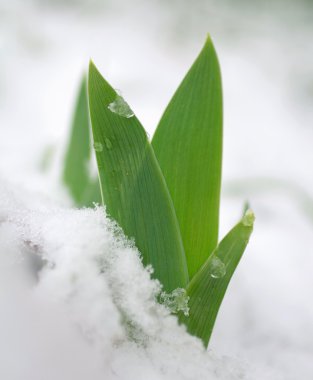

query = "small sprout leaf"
179;213;254;347
63;75;102;207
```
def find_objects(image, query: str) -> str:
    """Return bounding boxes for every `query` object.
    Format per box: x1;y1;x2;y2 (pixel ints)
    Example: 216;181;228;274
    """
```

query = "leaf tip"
89;59;105;82
88;59;98;75
242;200;251;215
205;33;212;44
200;33;220;68
203;33;217;51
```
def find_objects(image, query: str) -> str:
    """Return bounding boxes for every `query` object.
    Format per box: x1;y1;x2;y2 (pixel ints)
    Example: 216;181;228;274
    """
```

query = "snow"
0;180;270;380
1;0;313;378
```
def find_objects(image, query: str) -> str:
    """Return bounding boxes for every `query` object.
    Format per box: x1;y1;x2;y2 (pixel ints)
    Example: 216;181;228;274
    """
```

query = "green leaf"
179;209;255;347
152;36;223;279
88;62;189;291
63;76;101;207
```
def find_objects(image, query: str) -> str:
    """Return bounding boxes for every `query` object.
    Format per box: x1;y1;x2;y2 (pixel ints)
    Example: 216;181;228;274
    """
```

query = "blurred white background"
1;0;313;378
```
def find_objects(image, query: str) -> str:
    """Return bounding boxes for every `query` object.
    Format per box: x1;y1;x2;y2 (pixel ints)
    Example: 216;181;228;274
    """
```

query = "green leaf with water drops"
88;61;189;292
179;209;255;347
152;36;223;279
63;75;102;207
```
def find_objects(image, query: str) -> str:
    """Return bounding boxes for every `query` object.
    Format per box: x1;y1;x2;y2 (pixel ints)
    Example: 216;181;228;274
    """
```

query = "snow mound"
0;180;274;380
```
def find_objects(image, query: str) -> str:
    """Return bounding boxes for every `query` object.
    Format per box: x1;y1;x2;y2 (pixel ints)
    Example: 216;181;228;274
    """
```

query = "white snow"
0;180;269;380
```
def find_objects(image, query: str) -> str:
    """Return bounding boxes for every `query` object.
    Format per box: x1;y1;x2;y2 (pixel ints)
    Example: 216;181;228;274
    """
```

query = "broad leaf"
179;210;255;347
152;36;223;278
88;62;189;291
63;76;101;207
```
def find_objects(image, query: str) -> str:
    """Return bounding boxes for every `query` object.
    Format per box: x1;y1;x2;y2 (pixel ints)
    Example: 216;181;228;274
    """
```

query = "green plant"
63;76;102;207
63;35;254;347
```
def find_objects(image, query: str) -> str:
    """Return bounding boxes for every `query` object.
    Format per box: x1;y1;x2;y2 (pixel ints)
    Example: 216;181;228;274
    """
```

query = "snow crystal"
241;209;255;227
160;288;190;316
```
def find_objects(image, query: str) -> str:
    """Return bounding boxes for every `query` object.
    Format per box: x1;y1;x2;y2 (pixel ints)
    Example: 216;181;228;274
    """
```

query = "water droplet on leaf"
93;142;103;152
108;94;134;118
105;138;112;149
209;256;226;279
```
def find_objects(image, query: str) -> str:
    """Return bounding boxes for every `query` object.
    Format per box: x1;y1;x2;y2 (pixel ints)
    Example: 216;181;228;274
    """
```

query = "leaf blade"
63;76;101;207
88;62;189;291
179;210;255;347
152;36;223;278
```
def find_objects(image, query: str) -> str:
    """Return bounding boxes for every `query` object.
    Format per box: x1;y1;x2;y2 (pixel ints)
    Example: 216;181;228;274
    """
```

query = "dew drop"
108;94;134;118
93;142;103;152
105;138;112;150
242;208;255;227
209;256;226;279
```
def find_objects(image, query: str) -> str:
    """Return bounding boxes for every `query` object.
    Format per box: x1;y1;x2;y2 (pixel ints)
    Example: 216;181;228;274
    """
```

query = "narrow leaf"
179;209;255;347
63;76;101;207
88;62;189;291
152;36;223;278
